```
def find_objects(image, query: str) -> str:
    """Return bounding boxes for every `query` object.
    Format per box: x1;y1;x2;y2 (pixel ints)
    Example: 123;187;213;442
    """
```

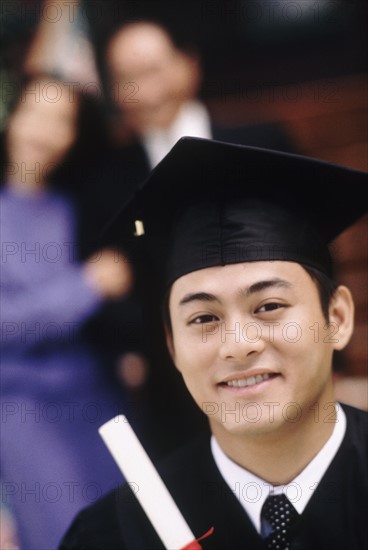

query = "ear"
163;323;176;363
328;285;355;351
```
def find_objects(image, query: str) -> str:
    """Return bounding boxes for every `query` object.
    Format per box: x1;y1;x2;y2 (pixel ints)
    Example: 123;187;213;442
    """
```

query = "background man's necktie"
261;493;299;549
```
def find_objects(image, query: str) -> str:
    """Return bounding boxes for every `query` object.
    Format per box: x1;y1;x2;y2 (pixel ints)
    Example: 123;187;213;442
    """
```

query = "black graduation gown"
59;404;367;550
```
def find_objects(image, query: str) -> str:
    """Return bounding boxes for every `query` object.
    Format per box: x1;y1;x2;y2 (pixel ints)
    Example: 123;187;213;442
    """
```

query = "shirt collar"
211;404;346;533
143;100;212;168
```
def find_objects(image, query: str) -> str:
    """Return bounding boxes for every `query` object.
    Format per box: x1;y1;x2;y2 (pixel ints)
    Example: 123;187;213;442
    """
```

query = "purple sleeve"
0;265;104;348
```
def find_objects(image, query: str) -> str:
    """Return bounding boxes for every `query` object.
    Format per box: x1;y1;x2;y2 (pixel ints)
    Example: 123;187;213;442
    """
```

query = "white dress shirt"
211;403;347;533
142;100;212;168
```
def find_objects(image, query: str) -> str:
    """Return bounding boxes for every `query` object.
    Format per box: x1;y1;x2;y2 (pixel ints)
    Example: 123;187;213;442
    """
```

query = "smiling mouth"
220;373;279;388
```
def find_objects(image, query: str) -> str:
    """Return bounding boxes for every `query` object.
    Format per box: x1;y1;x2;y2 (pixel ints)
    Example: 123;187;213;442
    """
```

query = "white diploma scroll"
99;415;199;550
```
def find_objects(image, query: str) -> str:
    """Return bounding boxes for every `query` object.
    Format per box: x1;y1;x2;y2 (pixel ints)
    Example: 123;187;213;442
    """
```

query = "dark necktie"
261;493;299;549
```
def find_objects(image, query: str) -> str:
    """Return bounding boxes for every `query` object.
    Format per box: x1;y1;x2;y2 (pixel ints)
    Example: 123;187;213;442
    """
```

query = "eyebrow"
239;278;292;298
179;278;291;307
179;292;220;306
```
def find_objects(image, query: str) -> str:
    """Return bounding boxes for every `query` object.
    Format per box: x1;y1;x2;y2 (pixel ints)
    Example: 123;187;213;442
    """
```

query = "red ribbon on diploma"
181;527;215;549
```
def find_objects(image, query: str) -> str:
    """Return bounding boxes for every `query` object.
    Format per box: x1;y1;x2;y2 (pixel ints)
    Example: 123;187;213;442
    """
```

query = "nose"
219;320;266;361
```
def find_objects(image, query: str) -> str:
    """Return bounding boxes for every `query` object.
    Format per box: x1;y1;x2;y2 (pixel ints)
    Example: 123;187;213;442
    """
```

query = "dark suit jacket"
59;404;368;550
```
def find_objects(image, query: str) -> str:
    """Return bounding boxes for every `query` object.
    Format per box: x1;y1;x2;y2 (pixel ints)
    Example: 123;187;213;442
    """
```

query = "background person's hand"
83;248;133;299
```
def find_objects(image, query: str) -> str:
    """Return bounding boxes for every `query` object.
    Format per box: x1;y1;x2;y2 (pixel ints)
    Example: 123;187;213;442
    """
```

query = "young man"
59;138;367;549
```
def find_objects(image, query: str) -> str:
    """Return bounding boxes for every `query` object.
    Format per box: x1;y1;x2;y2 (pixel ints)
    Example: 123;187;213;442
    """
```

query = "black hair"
302;264;339;320
1;71;108;192
102;4;201;56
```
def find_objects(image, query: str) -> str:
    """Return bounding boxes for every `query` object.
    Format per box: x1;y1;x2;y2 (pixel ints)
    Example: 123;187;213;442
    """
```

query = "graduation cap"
104;137;367;289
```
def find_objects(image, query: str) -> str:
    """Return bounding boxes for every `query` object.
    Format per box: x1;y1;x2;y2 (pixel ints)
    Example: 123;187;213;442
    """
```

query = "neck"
211;395;337;485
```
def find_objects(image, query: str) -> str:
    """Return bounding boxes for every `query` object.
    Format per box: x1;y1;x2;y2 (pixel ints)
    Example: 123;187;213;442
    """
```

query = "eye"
189;314;219;325
256;302;285;313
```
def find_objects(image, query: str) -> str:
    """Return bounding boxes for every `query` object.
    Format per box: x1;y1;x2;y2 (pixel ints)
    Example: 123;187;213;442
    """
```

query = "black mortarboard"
104;137;367;289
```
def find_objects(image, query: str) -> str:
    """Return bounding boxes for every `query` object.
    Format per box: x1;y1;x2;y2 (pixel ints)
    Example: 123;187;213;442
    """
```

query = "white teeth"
226;373;270;388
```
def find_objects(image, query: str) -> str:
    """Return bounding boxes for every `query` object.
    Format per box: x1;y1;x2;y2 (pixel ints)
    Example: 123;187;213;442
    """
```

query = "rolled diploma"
99;415;199;550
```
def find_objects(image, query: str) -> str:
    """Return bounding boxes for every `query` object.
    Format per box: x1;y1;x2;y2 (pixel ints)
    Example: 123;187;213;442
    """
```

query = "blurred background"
1;1;367;548
2;0;366;394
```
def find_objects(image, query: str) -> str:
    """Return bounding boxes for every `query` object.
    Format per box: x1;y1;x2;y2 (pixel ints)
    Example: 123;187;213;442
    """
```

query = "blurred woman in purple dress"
0;74;137;549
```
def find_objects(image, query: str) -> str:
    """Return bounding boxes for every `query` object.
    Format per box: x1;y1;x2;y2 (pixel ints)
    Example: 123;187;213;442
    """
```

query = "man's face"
168;261;341;439
106;23;199;133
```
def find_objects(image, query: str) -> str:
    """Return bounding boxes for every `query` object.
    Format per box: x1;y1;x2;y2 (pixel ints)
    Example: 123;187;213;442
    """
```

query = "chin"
211;408;290;439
